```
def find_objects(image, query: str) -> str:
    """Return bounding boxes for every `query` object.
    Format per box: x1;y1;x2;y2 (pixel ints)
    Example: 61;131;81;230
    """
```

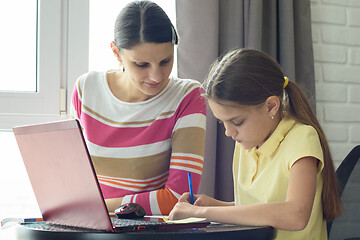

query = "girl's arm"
169;156;318;231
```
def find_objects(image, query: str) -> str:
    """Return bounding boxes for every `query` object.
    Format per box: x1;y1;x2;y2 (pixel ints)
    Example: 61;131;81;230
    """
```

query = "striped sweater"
70;71;206;215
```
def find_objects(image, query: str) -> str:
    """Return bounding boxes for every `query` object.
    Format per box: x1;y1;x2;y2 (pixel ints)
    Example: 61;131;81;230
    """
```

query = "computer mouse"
115;203;146;219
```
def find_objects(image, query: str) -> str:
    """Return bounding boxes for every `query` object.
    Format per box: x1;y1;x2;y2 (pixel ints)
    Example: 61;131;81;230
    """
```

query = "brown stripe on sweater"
91;150;171;179
171;127;206;156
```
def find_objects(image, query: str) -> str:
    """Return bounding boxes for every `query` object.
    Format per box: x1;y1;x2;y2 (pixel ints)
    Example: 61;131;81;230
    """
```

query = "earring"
271;116;274;120
119;64;125;72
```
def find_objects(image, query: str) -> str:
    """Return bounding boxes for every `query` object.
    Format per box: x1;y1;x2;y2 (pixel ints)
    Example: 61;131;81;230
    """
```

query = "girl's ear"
110;41;122;62
266;96;281;116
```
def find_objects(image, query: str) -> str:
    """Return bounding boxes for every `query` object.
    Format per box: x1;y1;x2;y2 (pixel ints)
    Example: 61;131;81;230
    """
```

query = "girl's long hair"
204;48;341;220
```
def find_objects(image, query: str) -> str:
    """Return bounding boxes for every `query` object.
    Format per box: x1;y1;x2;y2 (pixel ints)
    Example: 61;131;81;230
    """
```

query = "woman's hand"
105;197;124;212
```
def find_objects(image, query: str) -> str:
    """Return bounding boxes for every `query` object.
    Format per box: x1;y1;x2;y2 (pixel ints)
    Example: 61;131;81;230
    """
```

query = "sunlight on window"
0;132;41;221
88;0;177;76
0;0;37;92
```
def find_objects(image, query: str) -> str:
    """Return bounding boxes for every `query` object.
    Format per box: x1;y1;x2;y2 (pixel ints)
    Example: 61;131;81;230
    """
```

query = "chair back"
328;145;360;240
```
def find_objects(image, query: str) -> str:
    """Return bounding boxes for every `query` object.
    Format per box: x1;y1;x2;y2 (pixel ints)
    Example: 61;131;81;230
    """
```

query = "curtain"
176;0;315;201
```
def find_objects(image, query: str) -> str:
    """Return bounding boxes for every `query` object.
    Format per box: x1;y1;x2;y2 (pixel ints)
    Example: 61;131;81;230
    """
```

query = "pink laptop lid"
13;119;113;231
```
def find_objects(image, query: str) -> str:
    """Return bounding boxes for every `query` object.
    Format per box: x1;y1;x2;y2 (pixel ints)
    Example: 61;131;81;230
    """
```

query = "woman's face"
208;99;280;150
115;42;174;101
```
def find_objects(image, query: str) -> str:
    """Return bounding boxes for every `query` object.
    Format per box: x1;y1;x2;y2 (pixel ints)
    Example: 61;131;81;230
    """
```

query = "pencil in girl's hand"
187;172;194;204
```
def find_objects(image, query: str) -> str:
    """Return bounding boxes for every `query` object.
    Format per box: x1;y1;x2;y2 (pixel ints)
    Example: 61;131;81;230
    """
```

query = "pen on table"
187;172;194;204
1;218;43;228
22;218;43;223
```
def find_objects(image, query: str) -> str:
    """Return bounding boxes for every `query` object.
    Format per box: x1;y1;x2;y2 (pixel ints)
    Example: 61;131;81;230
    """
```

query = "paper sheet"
162;216;207;224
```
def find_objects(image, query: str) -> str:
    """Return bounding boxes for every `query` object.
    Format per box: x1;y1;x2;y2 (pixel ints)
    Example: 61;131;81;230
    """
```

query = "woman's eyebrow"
133;53;173;63
161;54;173;61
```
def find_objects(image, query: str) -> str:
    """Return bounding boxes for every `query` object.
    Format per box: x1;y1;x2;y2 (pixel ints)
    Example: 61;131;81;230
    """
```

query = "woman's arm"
107;86;207;215
170;156;318;231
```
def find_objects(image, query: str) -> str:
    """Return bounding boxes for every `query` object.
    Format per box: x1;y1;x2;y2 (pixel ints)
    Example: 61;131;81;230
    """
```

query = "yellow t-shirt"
233;117;327;240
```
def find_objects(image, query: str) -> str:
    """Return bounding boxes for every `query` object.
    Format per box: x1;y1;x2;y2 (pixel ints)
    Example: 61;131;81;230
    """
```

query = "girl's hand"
170;193;235;221
179;192;231;206
168;201;200;220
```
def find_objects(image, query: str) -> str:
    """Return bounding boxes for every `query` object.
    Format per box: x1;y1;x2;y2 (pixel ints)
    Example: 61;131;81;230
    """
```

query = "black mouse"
114;203;146;219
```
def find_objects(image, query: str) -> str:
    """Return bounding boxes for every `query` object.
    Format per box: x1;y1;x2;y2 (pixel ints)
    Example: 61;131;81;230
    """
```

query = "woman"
70;0;206;215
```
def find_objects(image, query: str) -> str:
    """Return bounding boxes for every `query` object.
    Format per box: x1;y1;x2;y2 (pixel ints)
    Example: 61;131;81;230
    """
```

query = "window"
0;1;37;92
1;0;61;130
0;0;89;130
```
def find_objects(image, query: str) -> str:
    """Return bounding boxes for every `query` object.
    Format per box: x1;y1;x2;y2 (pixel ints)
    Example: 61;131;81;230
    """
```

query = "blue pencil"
187;172;194;204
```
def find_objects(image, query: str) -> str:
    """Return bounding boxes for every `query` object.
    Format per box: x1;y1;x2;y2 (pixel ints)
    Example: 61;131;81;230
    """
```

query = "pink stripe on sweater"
165;170;201;195
82;113;174;147
133;193;152;215
71;87;82;118
100;184;136;198
81;88;206;148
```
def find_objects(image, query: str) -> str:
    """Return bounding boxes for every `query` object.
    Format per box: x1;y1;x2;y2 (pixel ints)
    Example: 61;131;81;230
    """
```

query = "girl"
169;48;341;239
70;1;206;215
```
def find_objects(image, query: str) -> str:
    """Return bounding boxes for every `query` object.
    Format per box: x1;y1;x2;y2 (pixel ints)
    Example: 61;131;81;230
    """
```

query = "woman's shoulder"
170;77;202;90
74;71;107;94
77;71;105;84
166;77;203;98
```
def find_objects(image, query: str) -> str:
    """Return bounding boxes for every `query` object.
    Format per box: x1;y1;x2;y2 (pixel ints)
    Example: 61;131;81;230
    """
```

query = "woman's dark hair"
114;0;178;50
204;48;341;221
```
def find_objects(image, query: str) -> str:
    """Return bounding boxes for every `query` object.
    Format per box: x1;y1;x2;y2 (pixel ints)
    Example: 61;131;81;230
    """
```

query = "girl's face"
208;98;280;149
112;42;174;101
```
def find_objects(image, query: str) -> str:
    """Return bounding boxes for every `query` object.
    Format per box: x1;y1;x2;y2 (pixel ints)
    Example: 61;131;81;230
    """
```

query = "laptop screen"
13;119;113;231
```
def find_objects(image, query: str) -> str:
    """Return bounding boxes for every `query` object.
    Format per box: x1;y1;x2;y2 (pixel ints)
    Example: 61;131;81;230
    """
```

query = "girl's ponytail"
284;81;342;221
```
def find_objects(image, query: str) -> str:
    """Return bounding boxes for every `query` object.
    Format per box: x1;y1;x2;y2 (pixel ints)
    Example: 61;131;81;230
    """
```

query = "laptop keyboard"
19;218;168;232
111;217;167;227
20;222;106;232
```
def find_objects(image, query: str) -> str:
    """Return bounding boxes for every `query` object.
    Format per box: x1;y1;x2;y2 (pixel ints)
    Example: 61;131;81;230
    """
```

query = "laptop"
13;119;209;233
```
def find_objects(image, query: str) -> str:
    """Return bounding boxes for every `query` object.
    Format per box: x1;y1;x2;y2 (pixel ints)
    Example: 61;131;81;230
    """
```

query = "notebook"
13;119;210;233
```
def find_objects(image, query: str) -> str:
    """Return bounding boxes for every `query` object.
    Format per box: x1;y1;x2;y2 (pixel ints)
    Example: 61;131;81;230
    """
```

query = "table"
0;223;276;240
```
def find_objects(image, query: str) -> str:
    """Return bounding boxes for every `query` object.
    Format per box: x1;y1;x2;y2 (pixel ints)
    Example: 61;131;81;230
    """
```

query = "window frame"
0;0;89;130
